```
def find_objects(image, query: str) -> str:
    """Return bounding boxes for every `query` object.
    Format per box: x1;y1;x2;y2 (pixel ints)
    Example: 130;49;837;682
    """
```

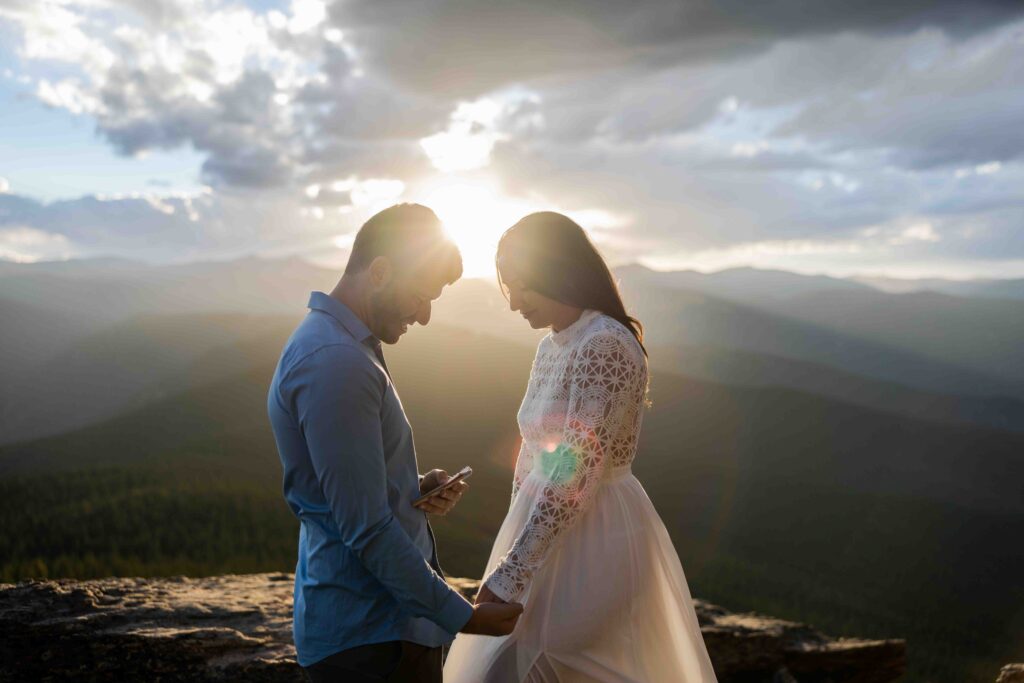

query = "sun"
414;179;542;278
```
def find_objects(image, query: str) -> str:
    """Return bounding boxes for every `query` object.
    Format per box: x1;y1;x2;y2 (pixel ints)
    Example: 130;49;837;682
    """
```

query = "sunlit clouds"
417;90;543;174
0;1;1023;276
304;177;406;215
421;99;508;173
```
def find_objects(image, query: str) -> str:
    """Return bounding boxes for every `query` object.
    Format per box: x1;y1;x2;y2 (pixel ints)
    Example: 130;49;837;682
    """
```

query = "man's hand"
460;601;524;636
474;584;505;605
414;469;469;516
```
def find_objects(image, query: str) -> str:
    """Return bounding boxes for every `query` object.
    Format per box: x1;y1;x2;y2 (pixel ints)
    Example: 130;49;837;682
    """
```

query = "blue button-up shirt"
267;291;473;667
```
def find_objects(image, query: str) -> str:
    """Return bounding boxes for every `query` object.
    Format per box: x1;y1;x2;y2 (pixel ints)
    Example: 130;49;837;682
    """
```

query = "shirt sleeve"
483;330;646;602
286;343;473;634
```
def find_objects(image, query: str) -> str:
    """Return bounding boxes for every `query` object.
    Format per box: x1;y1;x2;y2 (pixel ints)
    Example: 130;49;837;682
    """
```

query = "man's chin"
381;324;409;344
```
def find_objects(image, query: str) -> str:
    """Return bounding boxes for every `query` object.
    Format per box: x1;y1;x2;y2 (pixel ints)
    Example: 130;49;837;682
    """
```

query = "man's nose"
508;291;521;312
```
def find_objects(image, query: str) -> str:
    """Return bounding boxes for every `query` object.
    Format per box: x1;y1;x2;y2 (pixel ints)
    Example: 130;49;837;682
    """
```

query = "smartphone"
413;466;473;506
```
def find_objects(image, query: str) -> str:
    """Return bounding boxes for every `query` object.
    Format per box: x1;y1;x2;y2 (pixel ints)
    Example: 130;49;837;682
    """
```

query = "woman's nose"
416;299;432;325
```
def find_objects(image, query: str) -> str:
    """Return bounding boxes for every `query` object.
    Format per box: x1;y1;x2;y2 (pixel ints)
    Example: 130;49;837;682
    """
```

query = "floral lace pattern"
484;310;648;602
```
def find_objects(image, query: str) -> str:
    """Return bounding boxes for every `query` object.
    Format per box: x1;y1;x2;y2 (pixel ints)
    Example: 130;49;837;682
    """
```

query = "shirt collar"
308;291;377;346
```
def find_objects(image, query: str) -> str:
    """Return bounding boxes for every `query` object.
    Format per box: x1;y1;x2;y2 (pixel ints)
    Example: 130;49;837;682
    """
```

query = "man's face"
369;263;447;344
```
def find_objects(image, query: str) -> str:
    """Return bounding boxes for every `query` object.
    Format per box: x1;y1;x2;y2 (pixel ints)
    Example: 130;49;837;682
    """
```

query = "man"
267;204;522;683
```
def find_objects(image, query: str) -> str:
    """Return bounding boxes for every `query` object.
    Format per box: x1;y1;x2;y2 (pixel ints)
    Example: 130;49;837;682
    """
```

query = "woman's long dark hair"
496;211;647;357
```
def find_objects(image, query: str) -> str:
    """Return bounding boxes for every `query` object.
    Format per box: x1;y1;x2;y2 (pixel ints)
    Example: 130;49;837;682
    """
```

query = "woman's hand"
474;583;506;605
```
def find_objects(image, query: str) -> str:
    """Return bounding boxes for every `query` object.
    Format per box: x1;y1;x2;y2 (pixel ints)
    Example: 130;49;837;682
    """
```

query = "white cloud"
0;177;9;194
975;162;1003;176
731;142;768;158
1;1;115;73
0;226;75;263
639;236;866;273
305;176;406;212
284;0;326;35
420;98;508;173
420;92;543;173
955;161;1003;178
36;79;101;115
890;222;941;245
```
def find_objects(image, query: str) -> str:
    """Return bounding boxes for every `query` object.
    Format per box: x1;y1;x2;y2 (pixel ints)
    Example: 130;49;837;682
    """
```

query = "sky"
0;0;1022;279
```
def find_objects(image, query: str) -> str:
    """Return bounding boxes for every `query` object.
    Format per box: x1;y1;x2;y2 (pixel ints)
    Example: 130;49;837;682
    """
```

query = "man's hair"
344;203;462;284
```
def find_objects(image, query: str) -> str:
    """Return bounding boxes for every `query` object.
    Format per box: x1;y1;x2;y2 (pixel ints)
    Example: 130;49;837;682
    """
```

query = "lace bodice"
483;310;649;602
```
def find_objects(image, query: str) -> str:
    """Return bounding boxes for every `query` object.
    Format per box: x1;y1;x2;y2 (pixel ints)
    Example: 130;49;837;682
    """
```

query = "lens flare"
536;416;604;486
539;443;578;484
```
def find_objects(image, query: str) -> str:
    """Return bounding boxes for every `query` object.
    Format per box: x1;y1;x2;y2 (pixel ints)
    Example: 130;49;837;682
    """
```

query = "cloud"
956;162;1003;179
1;0;411;192
0;226;75;263
331;0;1024;97
304;176;405;212
0;187;360;262
774;22;1024;170
1;0;1024;277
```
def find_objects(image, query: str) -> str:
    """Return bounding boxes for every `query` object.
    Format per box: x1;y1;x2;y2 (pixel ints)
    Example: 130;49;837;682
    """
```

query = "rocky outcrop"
695;600;905;682
0;573;906;682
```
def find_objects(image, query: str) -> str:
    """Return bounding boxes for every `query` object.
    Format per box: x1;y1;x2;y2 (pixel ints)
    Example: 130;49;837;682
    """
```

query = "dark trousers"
304;640;443;683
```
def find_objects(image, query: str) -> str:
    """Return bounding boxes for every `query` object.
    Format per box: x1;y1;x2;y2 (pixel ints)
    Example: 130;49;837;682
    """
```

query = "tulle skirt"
443;465;718;683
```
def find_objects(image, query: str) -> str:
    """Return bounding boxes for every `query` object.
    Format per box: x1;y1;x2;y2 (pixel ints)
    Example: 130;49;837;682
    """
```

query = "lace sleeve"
510;439;529;504
483;330;645;602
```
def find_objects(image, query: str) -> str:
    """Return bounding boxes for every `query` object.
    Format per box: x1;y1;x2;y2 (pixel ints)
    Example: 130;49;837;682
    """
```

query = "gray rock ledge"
1;573;906;682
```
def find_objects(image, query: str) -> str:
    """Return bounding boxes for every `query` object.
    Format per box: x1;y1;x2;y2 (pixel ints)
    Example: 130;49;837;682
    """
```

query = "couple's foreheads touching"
333;203;645;352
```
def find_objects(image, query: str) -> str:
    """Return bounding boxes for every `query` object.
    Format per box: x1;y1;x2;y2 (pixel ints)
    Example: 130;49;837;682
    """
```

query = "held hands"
474;584;505;605
413;469;469;516
461;601;524;636
462;580;521;635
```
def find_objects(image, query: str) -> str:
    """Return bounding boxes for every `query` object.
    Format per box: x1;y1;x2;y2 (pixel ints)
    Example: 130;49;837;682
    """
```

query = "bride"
444;212;718;682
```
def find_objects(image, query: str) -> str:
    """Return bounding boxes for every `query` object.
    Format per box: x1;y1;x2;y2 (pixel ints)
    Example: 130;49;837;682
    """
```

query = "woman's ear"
368;255;393;290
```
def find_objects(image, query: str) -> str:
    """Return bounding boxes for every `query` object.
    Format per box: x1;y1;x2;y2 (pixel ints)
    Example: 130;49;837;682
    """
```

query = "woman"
444;212;718;682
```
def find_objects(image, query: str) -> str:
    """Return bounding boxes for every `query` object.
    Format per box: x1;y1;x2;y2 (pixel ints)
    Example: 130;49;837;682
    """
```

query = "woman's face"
498;258;566;330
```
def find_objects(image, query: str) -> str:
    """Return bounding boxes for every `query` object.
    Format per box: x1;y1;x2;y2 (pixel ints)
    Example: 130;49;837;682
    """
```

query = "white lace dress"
444;310;718;683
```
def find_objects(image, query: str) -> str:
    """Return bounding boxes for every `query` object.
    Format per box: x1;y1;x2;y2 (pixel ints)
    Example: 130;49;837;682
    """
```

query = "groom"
268;204;523;683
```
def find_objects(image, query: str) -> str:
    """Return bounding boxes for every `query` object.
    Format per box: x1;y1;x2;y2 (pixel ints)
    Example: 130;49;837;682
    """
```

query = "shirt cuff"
435;588;474;635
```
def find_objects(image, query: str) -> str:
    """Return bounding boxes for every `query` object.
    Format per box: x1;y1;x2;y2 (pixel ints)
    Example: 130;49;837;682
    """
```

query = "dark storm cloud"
95;64;302;188
332;0;1024;96
201;146;293;188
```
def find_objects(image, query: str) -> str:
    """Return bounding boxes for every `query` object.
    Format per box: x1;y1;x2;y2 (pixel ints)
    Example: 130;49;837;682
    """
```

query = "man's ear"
367;256;393;290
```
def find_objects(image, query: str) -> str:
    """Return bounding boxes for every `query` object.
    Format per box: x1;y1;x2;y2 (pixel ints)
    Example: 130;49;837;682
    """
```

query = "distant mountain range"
854;274;1024;300
616;264;1024;392
1;309;1021;681
4;257;1024;445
